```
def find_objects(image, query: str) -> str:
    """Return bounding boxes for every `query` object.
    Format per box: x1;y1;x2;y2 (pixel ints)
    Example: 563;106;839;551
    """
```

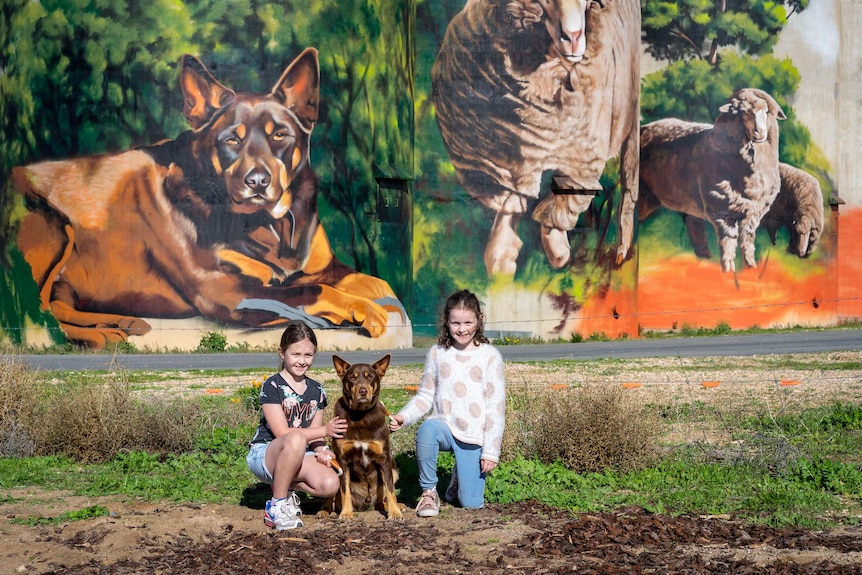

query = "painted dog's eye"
272;131;287;142
224;135;240;146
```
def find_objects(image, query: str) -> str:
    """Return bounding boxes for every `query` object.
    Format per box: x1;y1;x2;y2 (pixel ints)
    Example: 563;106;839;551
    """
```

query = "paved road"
18;329;862;371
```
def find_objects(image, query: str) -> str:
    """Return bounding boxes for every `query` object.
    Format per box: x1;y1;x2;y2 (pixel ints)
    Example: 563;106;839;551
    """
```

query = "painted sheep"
432;0;641;276
639;88;786;272
762;163;824;257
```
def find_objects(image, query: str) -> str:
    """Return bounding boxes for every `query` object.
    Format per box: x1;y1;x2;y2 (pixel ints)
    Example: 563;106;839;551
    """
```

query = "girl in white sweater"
389;290;506;516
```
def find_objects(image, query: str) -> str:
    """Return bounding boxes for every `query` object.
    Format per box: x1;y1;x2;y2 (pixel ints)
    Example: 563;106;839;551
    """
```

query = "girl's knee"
283;430;307;450
269;431;307;469
321;473;341;497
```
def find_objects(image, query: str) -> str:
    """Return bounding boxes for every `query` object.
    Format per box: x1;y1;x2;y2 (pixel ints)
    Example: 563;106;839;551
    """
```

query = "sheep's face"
726;96;770;144
546;0;590;63
718;88;787;145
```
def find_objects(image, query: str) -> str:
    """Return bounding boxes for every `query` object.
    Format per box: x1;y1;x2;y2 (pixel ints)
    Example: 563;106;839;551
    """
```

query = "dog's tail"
329;458;343;476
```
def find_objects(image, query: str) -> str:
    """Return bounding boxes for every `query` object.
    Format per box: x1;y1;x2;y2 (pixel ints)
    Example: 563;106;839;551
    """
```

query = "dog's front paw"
385;502;407;521
337;511;356;521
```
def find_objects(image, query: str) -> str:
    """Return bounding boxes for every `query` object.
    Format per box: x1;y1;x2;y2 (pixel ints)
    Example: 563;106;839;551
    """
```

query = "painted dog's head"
166;49;321;277
179;48;319;220
332;355;391;413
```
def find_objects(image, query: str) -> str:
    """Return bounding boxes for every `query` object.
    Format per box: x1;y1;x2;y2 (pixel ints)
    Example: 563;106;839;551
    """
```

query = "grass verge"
1;355;861;530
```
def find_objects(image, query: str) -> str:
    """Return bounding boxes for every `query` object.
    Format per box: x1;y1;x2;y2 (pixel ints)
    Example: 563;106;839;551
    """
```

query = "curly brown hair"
438;289;490;348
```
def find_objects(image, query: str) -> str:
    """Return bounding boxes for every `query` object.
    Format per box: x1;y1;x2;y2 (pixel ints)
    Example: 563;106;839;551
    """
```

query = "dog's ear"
180;55;237;130
372;354;391;378
332;354;350;378
272;47;320;133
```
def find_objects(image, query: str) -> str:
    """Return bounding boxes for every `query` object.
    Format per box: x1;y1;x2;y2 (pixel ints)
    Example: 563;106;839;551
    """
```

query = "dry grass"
4;350;860;468
2;358;201;462
0;356;39;457
504;383;663;473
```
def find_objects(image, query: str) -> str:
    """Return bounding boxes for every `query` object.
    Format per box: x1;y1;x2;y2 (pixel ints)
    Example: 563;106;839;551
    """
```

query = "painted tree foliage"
0;0;412;345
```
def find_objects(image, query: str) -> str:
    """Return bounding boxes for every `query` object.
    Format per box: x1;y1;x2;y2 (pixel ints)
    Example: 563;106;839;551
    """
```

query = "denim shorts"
246;442;273;484
246;442;317;485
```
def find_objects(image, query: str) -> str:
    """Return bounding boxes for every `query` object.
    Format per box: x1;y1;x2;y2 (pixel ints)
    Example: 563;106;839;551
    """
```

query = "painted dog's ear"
272;47;320;133
180;55;236;130
332;354;350;378
372;354;391;378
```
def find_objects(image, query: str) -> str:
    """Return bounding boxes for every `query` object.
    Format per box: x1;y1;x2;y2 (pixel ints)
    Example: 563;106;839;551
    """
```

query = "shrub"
33;364;199;463
0;356;39;457
127;397;200;454
233;378;263;412
197;331;228;353
530;383;663;473
35;374;135;462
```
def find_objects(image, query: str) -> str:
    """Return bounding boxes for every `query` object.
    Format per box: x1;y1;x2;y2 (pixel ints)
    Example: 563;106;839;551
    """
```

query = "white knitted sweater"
396;342;506;462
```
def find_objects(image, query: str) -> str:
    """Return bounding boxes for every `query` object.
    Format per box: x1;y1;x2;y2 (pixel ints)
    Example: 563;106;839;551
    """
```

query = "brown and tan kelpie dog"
12;48;403;349
322;354;404;520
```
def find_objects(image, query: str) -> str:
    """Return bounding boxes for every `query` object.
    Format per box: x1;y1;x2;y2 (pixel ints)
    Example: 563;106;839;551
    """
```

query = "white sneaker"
285;491;303;517
264;495;304;530
416;488;440;517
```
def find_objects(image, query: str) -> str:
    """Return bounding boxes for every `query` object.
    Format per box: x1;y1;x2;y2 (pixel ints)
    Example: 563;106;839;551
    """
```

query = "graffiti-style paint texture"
1;0;859;350
414;0;641;339
13;49;407;349
413;0;852;340
1;0;413;350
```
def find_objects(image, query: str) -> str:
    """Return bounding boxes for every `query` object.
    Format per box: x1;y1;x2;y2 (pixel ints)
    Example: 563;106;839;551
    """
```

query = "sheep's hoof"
615;244;629;266
541;226;572;269
484;221;522;277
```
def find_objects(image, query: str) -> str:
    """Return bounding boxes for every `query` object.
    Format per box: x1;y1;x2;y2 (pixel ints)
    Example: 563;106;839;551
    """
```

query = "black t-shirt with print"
249;372;328;444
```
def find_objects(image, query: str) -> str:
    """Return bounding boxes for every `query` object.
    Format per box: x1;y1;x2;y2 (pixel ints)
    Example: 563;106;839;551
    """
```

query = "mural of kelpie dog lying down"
13;48;406;349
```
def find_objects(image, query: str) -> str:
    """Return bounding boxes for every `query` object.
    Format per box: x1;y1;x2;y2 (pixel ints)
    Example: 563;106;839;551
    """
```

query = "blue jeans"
416;418;485;509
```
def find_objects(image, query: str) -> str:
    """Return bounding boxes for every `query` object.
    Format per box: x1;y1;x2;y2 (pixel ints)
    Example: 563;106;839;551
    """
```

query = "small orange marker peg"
780;380;801;387
701;381;720;388
621;382;642;389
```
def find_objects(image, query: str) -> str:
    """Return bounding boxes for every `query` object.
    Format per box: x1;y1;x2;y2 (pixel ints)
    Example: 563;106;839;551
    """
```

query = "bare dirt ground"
2;351;862;574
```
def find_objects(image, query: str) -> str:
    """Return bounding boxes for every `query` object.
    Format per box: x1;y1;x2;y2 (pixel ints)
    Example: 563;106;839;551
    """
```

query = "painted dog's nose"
245;168;271;191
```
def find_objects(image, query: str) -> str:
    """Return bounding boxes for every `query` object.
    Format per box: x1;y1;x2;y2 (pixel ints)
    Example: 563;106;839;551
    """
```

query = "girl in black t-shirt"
246;321;347;530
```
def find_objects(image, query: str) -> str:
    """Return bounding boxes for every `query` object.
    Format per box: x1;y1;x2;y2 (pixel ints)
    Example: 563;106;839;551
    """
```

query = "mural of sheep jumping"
639;88;787;273
431;0;641;276
762;163;825;257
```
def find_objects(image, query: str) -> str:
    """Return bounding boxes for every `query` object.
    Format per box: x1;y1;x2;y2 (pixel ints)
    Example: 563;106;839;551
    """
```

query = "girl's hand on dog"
326;416;348;438
388;414;404;432
315;447;334;466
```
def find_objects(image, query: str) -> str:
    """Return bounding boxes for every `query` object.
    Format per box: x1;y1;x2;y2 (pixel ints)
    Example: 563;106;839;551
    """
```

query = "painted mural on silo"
413;0;848;339
0;0;413;351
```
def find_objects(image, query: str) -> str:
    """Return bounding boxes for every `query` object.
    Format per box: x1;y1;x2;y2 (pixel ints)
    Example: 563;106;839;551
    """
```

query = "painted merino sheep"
431;0;641;276
639;88;786;272
762;163;824;257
